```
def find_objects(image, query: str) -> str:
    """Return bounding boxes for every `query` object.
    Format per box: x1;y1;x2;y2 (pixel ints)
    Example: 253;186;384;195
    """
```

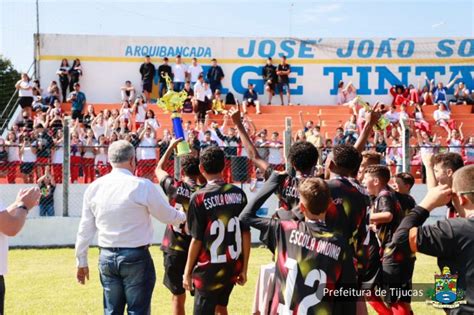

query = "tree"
0;55;21;112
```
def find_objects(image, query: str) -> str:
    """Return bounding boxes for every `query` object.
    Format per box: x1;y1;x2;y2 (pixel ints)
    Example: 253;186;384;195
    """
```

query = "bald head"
453;165;474;203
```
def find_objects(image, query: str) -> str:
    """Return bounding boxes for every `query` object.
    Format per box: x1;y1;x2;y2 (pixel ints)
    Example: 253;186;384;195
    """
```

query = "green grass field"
4;247;444;314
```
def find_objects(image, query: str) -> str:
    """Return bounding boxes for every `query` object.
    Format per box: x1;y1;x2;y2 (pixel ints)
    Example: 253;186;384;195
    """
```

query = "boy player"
183;147;250;315
240;177;357;314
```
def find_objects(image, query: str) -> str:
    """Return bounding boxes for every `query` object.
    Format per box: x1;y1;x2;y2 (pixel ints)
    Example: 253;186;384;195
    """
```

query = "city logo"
426;267;466;309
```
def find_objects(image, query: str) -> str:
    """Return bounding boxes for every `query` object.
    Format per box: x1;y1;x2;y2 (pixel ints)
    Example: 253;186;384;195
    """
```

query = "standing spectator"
432;76;458;106
69;58;83;91
82;129;96;184
67;83;86;121
307;126;324;165
120;80;136;103
15;73;34;118
343;114;359;144
447;124;464;155
56;58;70;102
255;129;269;162
44;81;61;106
82;104;96;130
157;57;172;98
465;136;474;165
145;109;160;130
262;57;277;105
95;135;110;178
194;74;211;122
172;55;187;92
34;124;53;178
242;84;261;114
433;102;456;134
211;89;226;115
0;139;7;180
450;81;472;106
206;58;224;93
182;81;195;113
187;57;203;86
267;132;284;170
136;122;158;181
276;56;291;105
139;55;156;101
5;131;20;184
37;168;56;216
215;124;241;183
333;127;345;145
131;96;148;130
51;130;64;184
91;113;107;140
70;131;82;183
199;130;218;151
20;136;37;183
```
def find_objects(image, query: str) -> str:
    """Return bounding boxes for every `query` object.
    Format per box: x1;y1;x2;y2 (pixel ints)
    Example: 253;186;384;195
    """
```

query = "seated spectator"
465;136;474;165
120;80;136;103
48;108;64;132
343;114;358;144
225;92;236;105
450;81;472;105
375;133;387;155
413;103;431;134
447;124;464;155
200;130;218;151
44;81;61;106
182;81;195;113
211;89;227;115
120;100;132;123
131;96;147;130
321;138;333;164
32;96;49;113
333;127;345;146
420;78;434;105
407;83;420;104
242;83;261;114
37;167;56;216
432;76;458;108
433;102;456;134
389;84;409;106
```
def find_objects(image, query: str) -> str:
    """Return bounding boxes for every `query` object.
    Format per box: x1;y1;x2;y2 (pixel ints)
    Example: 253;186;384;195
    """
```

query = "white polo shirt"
172;64;188;83
0;202;8;275
187;64;203;83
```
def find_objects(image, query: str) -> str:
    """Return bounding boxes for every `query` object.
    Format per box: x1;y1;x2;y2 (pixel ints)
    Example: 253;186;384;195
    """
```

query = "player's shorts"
142;80;153;93
194;285;234;314
162;251;187;295
381;259;415;304
360;236;382;290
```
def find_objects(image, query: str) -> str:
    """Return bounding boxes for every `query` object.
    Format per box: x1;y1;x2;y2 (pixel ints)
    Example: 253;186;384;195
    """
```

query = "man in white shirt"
172;55;187;92
193;74;211;123
75;140;186;314
0;187;41;314
187;58;203;86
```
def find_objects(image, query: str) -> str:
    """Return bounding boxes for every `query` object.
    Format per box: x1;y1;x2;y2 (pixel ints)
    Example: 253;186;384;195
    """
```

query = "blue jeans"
39;203;54;216
159;82;167;98
98;247;156;315
173;82;184;92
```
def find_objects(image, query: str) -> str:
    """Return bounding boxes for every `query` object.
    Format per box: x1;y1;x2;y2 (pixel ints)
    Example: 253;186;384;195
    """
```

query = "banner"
38;34;474;104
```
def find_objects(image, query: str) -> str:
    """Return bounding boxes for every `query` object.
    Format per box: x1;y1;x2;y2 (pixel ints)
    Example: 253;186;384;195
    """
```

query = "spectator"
294;129;306;142
267;132;284;171
375;133;388;155
432;75;458;107
51;130;64;183
34;124;53;178
337;81;357;108
389;84;409;106
120;101;132;123
157;57;172;98
413;104;431;134
211;89;226;115
70;131;82;183
172;55;187;92
322;138;333;164
182;81;195;113
0;139;7;180
5;131;20;184
306;126;324;165
69;58;83;91
67;83;86;121
225;91;236;105
433;102;456;134
255;129;269;162
385;104;400;126
193;75;211;122
187;57;203;86
465;136;474;165
343;114;358;144
139;55;156;101
136;122;158;181
333;127;345;145
37;168;56;216
215;124;241;182
450;81;472;105
83;104;96;129
145;109;160;130
187;131;201;155
242;84;261;114
276;56;291;105
120;80;136;103
56;58;70;101
399;104;410;122
15;73;34;118
20;135;36;183
447;124;464;155
44;81;61;106
199;130;218;151
82;129;96;184
386;137;403;174
419;82;434;105
206;58;224;93
262;57;278;105
131;96;147;130
95;135;110;178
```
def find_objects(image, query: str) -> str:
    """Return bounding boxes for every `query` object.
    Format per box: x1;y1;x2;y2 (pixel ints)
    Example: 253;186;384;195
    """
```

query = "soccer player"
422;152;464;218
392;172;416;217
390;165;474;314
240;177;357;314
155;139;202;315
230;108;318;211
182;147;250;315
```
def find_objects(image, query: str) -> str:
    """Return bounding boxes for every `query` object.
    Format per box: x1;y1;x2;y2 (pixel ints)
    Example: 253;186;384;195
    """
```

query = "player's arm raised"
155;138;182;182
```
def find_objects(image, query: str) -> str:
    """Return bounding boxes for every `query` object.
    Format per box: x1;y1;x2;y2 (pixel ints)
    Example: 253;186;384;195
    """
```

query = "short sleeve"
187;196;206;241
417;219;457;258
159;175;177;197
377;195;395;214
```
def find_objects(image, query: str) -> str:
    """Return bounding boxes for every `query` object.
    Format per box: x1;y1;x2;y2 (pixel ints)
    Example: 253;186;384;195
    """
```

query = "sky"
1;0;473;72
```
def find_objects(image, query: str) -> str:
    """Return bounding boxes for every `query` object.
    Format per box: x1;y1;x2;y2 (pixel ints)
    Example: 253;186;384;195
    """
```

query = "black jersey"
277;63;291;83
395;191;416;218
262;64;277;82
241;211;356;314
373;188;403;251
160;176;199;254
187;181;248;295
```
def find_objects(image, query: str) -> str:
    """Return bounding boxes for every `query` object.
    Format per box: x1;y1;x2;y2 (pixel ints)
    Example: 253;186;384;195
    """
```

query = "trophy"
352;96;389;131
157;73;191;156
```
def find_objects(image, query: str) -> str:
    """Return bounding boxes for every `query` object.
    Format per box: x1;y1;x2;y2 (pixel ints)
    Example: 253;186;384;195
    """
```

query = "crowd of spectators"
3;56;473;216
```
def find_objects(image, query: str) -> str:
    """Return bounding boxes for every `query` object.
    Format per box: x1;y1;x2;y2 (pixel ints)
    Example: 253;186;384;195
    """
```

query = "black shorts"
71;110;83;122
163;251;187;295
20;162;35;174
19;96;33;109
143;80;153;93
197;100;210;113
265;80;276;91
277;82;289;93
381;260;415;304
360;235;382;290
194;285;234;315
